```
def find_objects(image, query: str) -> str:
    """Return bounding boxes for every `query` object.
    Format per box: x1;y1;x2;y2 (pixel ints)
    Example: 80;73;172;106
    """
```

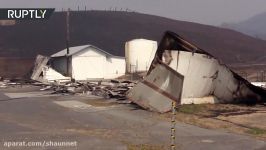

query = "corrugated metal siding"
164;50;259;104
127;63;184;113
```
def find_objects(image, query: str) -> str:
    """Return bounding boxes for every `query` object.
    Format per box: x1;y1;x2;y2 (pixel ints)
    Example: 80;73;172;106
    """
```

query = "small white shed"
50;45;125;81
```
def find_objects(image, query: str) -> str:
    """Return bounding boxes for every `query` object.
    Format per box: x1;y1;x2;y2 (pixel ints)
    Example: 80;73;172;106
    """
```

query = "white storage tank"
125;39;157;73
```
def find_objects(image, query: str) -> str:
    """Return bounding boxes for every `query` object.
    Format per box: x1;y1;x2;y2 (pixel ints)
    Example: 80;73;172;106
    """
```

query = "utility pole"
261;71;265;82
171;101;177;150
66;8;70;77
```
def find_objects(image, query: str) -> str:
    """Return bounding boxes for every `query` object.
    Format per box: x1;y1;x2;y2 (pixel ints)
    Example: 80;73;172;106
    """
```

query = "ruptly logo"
0;8;55;20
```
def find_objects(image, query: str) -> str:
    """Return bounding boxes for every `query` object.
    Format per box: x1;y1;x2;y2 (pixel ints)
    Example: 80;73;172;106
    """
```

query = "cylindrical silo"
125;39;157;73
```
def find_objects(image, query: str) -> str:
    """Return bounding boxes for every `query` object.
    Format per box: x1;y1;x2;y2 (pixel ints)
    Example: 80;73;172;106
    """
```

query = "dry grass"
246;127;266;135
160;104;266;140
83;98;118;107
127;144;167;150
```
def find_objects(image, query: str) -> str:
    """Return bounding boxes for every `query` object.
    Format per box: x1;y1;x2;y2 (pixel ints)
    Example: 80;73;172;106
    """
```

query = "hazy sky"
1;0;266;25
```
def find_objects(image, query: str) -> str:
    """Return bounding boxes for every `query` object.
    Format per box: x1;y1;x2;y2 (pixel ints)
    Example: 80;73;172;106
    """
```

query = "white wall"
164;50;257;104
42;66;71;83
71;47;125;80
104;57;125;79
125;39;157;73
72;48;105;80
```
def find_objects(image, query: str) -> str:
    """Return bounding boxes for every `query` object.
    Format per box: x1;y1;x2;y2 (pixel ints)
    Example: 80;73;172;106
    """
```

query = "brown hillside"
0;11;266;77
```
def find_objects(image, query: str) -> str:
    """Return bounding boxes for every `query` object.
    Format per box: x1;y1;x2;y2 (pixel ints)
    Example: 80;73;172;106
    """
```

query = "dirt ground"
160;104;266;141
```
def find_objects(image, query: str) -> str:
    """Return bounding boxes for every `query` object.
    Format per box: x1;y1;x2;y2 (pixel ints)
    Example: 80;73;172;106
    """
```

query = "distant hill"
222;12;266;40
1;11;266;78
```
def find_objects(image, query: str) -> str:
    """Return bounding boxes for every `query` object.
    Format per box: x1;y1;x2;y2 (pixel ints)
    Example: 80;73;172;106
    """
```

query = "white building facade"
50;45;125;81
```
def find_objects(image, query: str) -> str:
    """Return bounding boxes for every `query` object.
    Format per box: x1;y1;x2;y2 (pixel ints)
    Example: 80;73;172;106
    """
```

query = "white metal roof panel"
51;44;123;58
51;45;90;57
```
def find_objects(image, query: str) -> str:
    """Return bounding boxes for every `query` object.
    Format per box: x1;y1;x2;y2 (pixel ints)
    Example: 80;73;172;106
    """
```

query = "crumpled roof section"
128;31;266;113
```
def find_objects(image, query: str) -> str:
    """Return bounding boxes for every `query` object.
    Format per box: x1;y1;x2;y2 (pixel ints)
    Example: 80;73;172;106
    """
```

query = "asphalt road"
0;90;265;150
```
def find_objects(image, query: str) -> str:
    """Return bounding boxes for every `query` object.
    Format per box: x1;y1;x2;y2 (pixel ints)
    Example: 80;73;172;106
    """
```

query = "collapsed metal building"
127;31;266;113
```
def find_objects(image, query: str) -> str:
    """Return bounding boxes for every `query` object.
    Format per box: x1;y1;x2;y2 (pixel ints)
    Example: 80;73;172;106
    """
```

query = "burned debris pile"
89;80;135;99
0;78;36;88
38;80;135;100
0;76;135;102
